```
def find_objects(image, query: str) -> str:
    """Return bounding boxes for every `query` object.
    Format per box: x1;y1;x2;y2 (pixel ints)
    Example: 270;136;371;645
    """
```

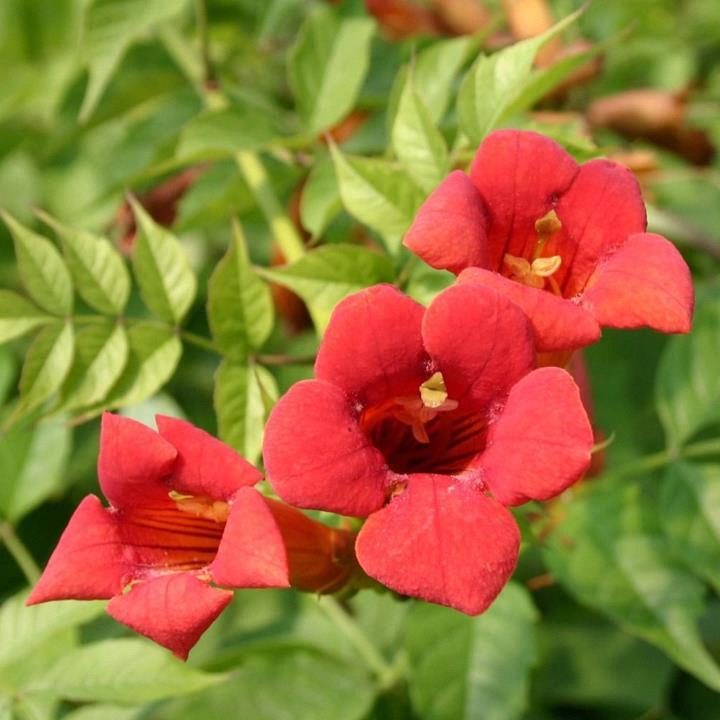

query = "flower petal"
458;267;601;352
555;159;646;296
581;233;693;333
314;285;428;407
356;475;519;615
98;413;177;509
107;573;232;660
263;380;389;517
209;487;289;588
422;284;535;410
403;170;490;274
469;130;579;270
27;495;130;604
156;415;262;500
481;367;593;506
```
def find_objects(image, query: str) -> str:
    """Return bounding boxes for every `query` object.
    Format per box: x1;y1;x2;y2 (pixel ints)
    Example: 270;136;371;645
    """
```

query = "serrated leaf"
0;591;103;678
0;415;72;523
13;322;75;420
300;157;342;239
0;290;52;343
214;361;278;464
661;461;720;594
656;291;720;450
289;7;375;134
105;322;182;410
1;212;73;317
544;479;720;690
404;583;538;720
27;638;225;704
258;244;395;334
208;220;274;361
175;105;283;162
37;211;130;315
329;145;424;241
457;6;584;143
58;322;129;412
130;199;197;324
392;73;449;193
80;0;188;122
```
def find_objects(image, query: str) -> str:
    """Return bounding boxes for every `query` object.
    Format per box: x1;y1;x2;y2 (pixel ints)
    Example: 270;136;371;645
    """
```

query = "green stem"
193;0;215;88
255;353;315;366
316;597;394;684
180;330;219;354
0;523;40;584
604;438;720;481
235;151;306;263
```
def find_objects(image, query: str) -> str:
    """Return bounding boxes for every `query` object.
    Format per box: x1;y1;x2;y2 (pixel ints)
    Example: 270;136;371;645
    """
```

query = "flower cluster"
30;130;693;657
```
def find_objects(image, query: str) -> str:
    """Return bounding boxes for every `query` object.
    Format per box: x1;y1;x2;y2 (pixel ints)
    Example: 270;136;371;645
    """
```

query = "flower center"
360;372;486;476
119;493;229;574
502;209;563;295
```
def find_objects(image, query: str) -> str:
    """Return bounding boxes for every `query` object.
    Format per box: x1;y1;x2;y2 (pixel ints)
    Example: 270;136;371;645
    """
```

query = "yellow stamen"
420;371;450;409
392;372;458;444
171;492;230;523
531;255;562;277
534;209;562;237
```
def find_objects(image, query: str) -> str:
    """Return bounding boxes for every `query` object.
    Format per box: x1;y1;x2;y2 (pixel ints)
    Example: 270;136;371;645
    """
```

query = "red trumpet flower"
404;130;694;356
28;414;357;659
263;284;593;615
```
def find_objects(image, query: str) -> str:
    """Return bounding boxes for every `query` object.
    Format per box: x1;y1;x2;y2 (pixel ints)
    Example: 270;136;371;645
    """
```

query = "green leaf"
392;72;449;193
413;36;476;122
0;415;72;523
105;322;182;410
0;290;52;343
27;638;225;704
0;591;103;684
661;461;720;594
457;7;584;143
329;144;424;242
1;212;73;317
656;291;720;450
207;220;274;361
214;361;278;465
175;105;283;162
544;479;720;690
404;583;537;720
130;198;197;324
289;7;375;134
80;0;188;122
58;322;129;412
300;156;342;239
163;645;375;720
37;211;130;315
258;244;396;334
13;322;75;420
63;706;141;720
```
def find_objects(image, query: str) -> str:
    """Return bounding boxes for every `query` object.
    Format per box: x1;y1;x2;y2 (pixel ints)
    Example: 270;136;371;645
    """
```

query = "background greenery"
1;0;720;718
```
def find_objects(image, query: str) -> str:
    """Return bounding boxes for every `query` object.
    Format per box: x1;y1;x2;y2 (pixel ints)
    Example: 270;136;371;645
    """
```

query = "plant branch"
316;596;395;685
0;523;40;584
180;330;220;354
255;353;315;366
193;0;216;89
235;151;306;263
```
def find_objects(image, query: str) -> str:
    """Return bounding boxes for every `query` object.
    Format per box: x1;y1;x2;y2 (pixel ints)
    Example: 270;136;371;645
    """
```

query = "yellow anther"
534;209;562;237
172;493;230;523
531;255;562;277
420;371;450;409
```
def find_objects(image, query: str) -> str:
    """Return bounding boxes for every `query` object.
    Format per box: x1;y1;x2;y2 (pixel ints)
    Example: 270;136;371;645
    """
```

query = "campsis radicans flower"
263;284;594;615
28;413;360;659
404;129;694;357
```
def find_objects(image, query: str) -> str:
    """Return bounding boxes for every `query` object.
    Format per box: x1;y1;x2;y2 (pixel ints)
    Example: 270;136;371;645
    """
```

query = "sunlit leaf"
258;244;396;334
0;290;52;344
300;156;342;239
214;361;278;464
289;7;375;134
130;198;197;325
1;212;73;317
208;220;274;361
37;211;130;315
